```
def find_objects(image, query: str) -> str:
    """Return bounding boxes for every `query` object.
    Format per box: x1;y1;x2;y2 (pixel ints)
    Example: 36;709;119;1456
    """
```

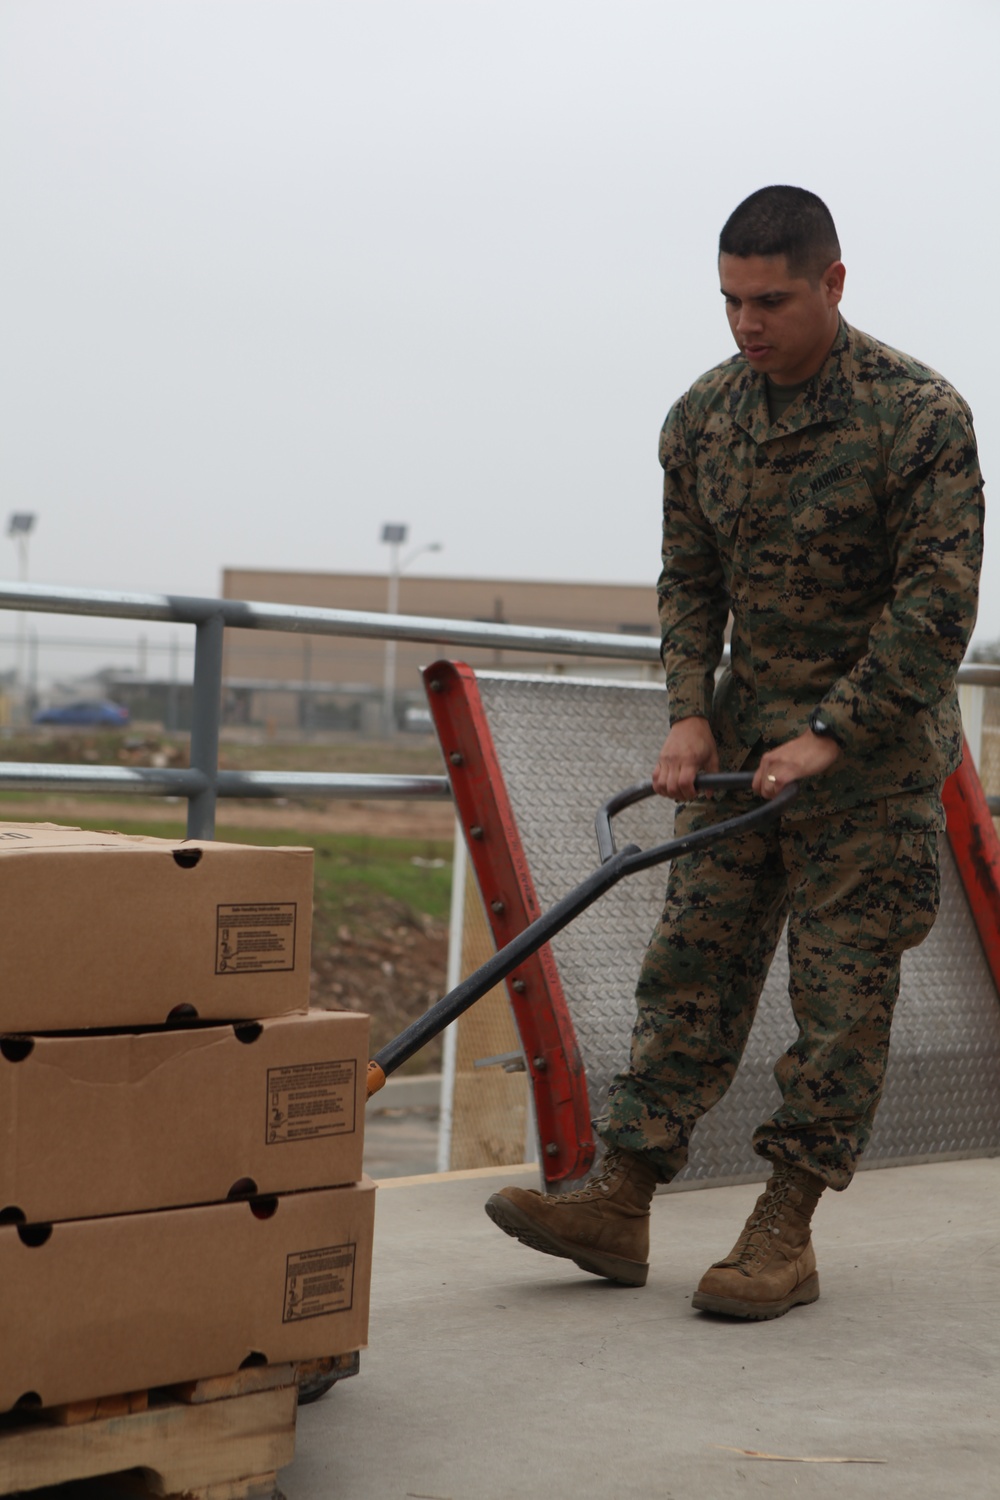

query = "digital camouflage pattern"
657;317;984;817
598;320;983;1189
600;795;942;1190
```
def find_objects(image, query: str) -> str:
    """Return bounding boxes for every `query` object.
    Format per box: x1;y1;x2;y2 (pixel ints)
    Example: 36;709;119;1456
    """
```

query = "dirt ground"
311;893;449;1071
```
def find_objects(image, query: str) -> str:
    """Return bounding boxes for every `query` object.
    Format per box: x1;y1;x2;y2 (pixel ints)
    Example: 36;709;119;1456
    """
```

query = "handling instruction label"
266;1058;358;1144
216;903;297;974
284;1242;356;1322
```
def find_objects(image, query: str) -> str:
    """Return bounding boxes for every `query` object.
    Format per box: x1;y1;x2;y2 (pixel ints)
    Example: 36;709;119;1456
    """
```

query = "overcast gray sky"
1;0;998;682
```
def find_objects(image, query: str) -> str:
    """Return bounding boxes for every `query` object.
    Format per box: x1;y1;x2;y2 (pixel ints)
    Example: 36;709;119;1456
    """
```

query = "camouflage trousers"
598;796;942;1190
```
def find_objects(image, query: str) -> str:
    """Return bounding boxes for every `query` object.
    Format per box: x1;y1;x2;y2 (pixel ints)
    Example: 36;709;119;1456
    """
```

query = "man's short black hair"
719;186;841;281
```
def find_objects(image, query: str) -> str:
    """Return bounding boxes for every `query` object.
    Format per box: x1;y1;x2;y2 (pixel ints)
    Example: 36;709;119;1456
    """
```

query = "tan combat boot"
692;1164;825;1320
484;1149;658;1286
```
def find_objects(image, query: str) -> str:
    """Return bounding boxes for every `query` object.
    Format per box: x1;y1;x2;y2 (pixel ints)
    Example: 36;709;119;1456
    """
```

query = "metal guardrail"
1;582;997;835
0;582;662;838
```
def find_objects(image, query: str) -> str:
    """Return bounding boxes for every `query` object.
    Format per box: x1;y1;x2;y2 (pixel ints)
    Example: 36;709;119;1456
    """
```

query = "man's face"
719;252;846;386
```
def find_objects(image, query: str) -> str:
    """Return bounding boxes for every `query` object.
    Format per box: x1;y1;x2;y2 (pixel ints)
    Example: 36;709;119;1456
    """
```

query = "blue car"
33;700;130;727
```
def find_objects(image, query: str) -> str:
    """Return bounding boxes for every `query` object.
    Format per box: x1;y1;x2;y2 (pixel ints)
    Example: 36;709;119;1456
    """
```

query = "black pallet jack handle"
366;772;797;1098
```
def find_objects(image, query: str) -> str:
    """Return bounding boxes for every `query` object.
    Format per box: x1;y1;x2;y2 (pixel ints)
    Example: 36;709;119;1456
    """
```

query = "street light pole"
380;524;407;737
7;513;36;724
380;525;443;737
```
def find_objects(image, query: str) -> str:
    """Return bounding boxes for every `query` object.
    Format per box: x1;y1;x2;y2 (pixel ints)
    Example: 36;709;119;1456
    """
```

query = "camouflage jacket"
658;318;984;816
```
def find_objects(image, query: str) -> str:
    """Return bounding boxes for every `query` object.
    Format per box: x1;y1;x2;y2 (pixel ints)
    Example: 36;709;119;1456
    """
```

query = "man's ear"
824;260;846;308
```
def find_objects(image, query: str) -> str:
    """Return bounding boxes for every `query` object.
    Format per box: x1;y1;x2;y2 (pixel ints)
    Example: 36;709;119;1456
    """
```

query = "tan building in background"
220;569;660;732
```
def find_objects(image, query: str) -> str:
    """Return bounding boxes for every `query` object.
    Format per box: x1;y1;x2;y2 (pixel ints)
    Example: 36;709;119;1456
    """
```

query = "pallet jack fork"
366;659;796;1185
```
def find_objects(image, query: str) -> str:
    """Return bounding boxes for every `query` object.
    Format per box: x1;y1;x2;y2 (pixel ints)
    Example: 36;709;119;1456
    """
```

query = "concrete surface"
285;1157;1000;1500
363;1073;440;1180
369;1074;443;1112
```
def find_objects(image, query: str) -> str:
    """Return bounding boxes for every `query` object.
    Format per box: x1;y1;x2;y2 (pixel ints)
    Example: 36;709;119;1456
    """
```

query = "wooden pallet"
0;1363;301;1500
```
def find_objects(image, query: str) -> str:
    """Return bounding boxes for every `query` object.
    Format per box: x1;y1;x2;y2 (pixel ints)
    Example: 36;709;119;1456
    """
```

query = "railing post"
187;611;225;839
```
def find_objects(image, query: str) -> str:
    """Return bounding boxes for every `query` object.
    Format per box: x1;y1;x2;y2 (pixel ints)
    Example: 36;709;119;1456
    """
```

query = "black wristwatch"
808;707;843;747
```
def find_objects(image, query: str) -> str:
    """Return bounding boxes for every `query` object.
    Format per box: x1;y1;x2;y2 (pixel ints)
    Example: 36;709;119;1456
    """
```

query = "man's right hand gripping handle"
652;716;720;802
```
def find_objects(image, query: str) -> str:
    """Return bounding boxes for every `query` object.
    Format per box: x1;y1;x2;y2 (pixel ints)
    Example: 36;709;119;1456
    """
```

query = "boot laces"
558;1149;629;1203
728;1177;798;1267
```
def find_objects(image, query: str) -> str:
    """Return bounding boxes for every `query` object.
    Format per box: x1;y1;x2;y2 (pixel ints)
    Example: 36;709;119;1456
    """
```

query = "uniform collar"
731;317;854;442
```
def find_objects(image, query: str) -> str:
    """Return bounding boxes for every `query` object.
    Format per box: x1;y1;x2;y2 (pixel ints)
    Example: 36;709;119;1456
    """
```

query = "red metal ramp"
426;660;1000;1189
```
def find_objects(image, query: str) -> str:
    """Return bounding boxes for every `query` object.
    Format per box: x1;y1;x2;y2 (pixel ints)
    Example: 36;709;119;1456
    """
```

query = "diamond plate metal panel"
475;672;1000;1181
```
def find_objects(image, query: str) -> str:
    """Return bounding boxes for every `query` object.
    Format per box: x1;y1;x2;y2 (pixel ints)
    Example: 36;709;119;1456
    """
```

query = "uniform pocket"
789;474;890;590
697;461;747;539
882;829;940;953
791;806;940;954
819;830;940;952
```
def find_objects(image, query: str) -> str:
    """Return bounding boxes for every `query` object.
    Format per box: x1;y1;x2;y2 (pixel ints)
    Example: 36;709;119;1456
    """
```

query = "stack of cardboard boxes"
0;823;374;1413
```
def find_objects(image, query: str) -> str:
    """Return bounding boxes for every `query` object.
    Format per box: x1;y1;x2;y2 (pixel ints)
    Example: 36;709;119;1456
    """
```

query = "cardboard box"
0;1011;369;1223
0;823;313;1029
0;1180;376;1411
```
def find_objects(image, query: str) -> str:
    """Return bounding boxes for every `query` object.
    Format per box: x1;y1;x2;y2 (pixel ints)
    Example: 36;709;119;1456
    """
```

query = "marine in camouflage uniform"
601;314;984;1192
486;186;984;1317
